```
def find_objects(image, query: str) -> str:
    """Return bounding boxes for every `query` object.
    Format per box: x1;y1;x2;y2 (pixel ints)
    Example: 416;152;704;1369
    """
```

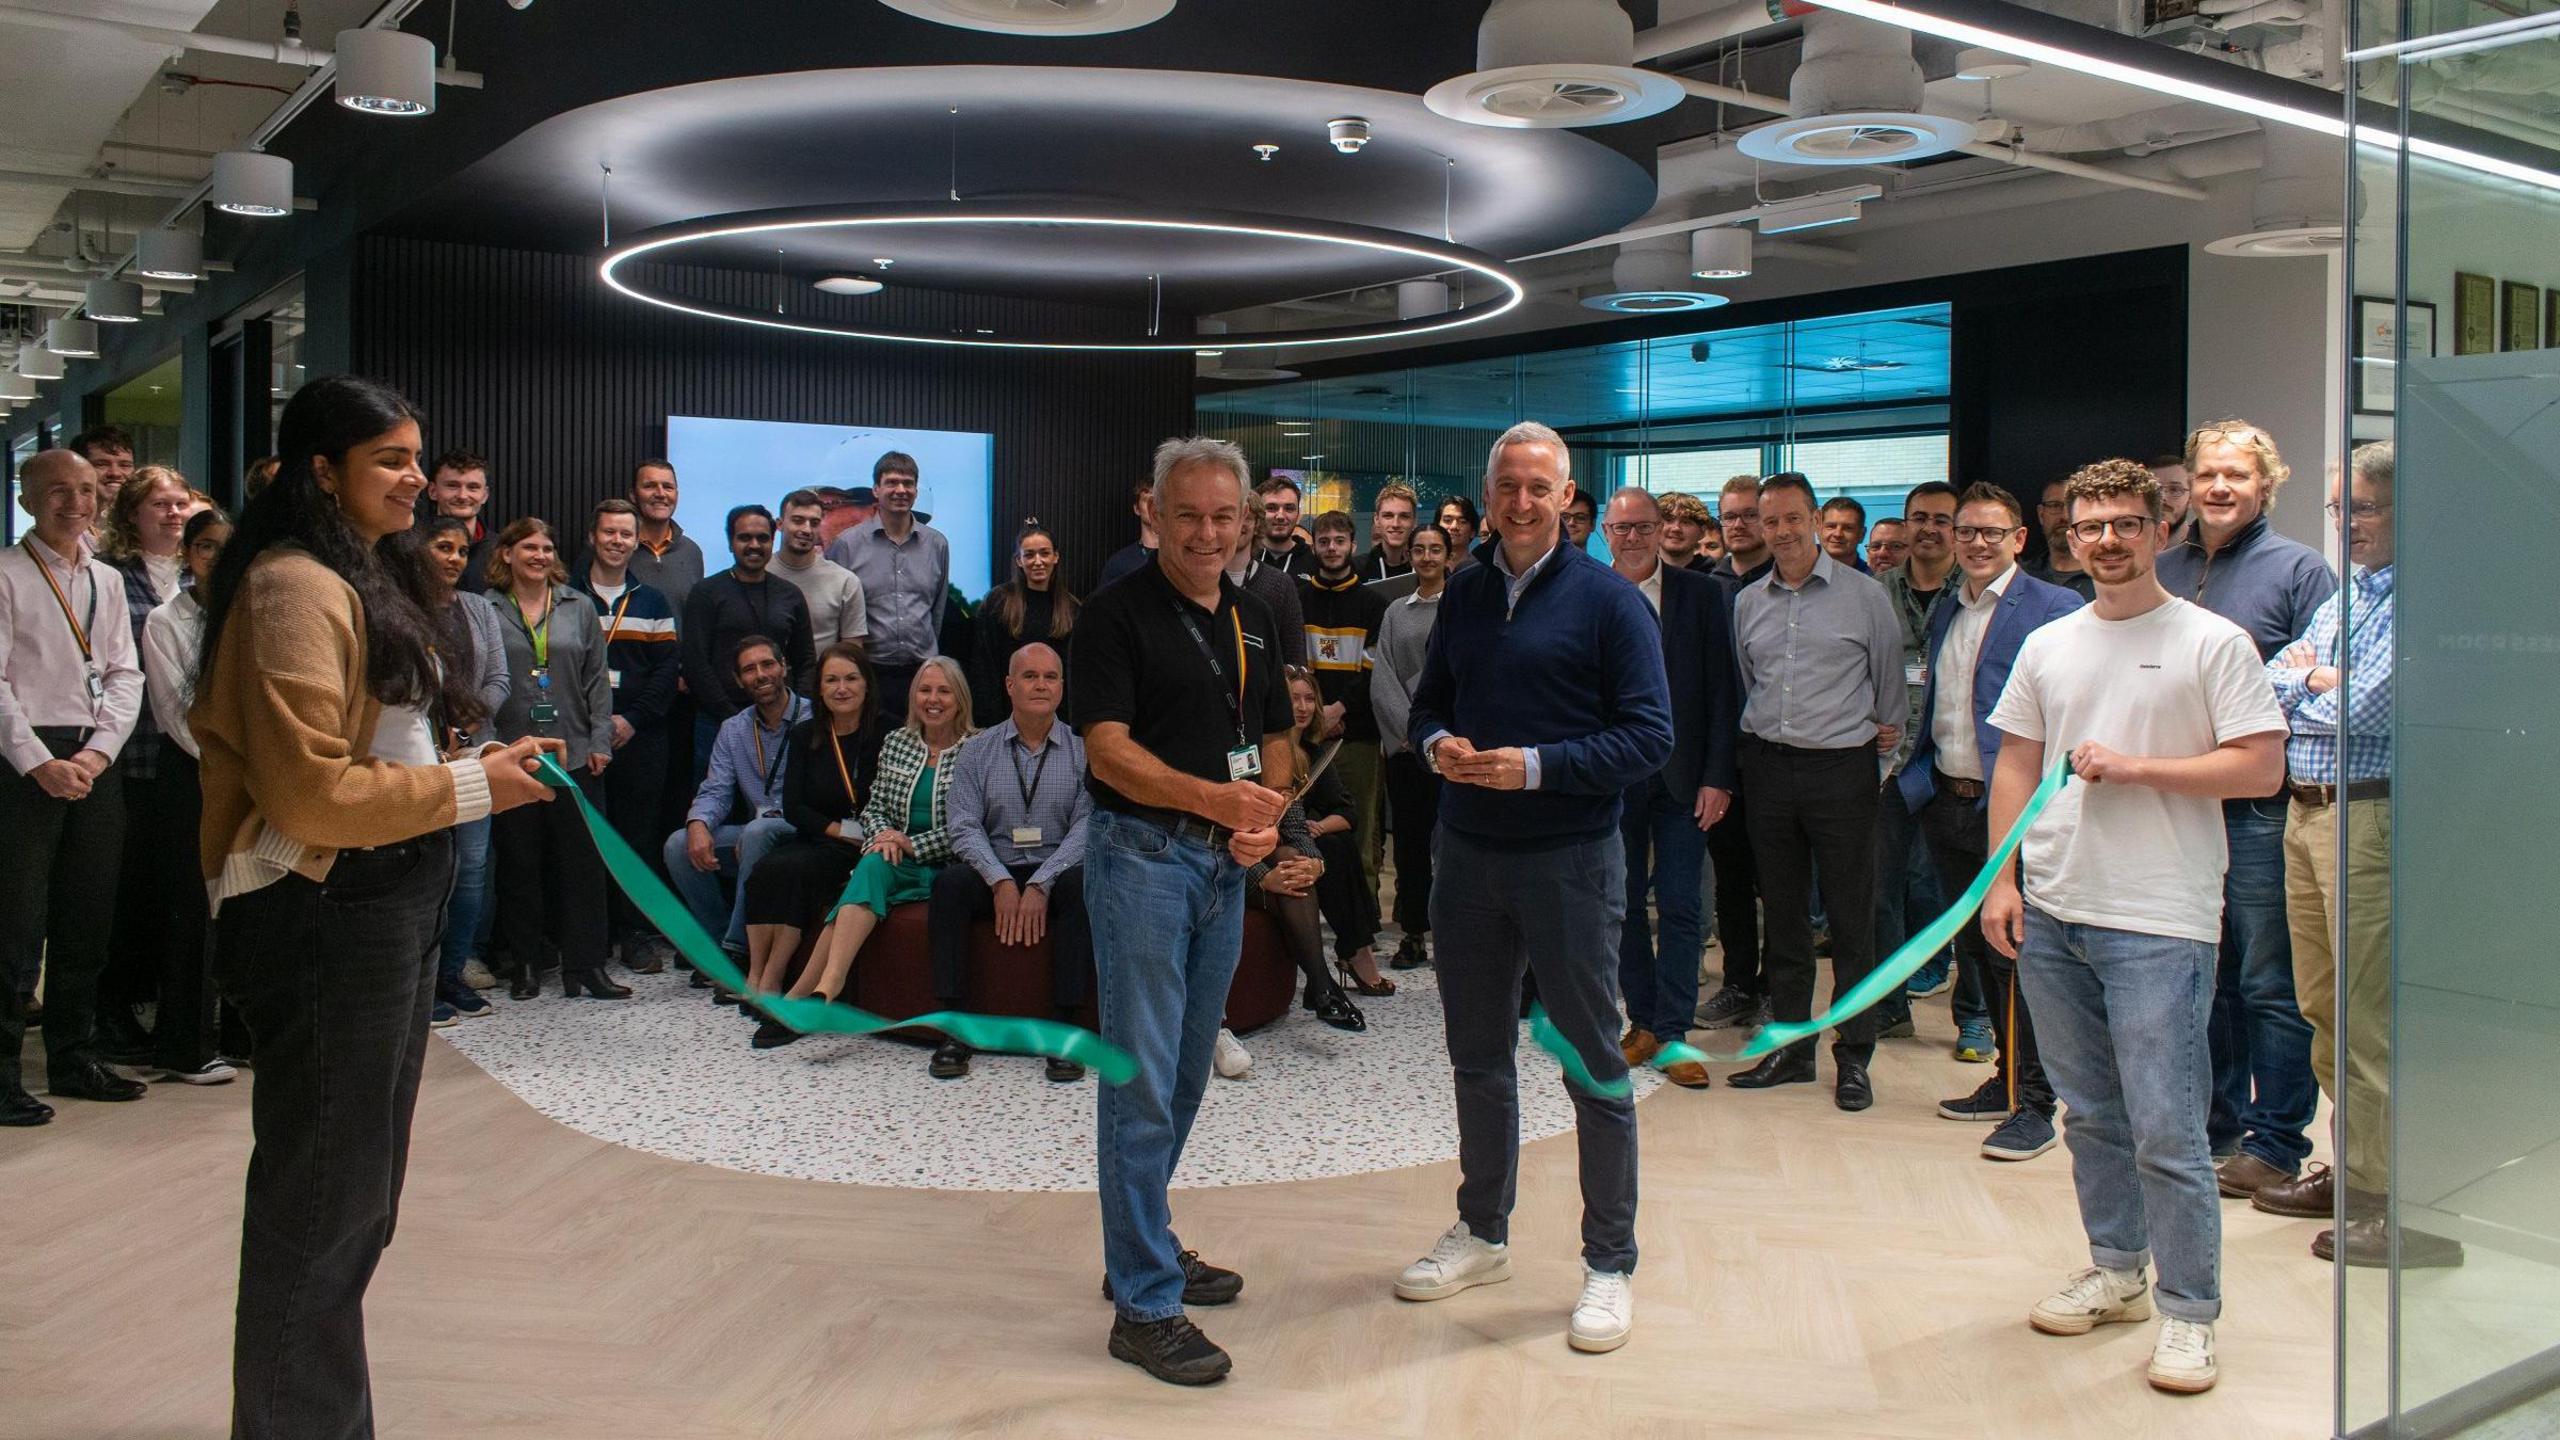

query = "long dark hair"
984;519;1078;640
412;515;491;737
198;375;469;729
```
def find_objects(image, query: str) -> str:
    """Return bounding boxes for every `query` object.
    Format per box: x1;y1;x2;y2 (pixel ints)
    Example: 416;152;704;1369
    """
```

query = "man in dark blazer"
1897;483;2083;1162
1602;489;1741;1090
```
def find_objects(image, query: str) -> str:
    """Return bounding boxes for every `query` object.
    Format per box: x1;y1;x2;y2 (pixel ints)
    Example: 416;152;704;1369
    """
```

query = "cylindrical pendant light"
1690;227;1754;280
85;277;144;323
0;372;36;402
136;227;204;280
333;27;437;116
46;317;99;358
211;151;293;216
1397;279;1451;319
17;340;64;379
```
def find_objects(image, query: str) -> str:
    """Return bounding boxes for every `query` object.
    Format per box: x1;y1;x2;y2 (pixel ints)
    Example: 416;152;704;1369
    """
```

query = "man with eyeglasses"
1864;518;1909;574
1898;484;2082;1161
2153;420;2336;1206
1980;458;2285;1395
2150;455;2194;547
2027;477;2097;601
1696;474;1774;1032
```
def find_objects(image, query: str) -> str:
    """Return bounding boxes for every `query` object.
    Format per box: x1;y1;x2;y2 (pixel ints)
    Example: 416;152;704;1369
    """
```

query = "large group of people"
1;388;2403;1423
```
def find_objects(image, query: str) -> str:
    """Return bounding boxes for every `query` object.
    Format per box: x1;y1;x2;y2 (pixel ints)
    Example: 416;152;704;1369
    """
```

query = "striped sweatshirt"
574;572;681;732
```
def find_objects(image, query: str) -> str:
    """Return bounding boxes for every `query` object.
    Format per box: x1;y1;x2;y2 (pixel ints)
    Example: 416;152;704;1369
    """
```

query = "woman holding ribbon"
483;517;620;1001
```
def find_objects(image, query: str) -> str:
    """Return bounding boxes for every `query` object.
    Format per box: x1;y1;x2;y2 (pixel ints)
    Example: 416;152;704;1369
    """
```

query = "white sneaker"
1568;1266;1634;1353
1395;1221;1511;1301
461;959;498;991
1212;1028;1251;1080
2028;1265;2155;1336
2148;1317;2217;1393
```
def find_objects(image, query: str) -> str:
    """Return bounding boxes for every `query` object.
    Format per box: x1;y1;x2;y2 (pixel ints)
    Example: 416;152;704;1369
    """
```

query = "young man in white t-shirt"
771;488;869;653
1979;458;2287;1396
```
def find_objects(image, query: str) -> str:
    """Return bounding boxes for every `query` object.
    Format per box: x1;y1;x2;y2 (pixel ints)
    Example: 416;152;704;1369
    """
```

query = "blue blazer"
1897;570;2084;813
1647;563;1742;798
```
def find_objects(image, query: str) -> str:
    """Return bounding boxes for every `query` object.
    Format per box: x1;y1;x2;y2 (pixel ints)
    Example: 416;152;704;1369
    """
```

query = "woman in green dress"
759;656;974;1045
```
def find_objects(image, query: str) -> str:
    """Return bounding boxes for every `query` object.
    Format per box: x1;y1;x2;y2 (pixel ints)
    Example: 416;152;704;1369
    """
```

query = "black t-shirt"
1073;559;1293;816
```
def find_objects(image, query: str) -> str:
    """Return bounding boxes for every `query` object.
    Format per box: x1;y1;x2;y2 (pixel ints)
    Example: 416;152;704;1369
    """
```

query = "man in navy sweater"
576;499;682;969
1396;421;1673;1358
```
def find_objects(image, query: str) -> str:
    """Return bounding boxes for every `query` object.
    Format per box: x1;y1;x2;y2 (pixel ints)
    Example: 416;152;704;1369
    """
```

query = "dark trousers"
873;661;920;727
927;862;1092;1011
1704;788;1761;995
660;691;701;822
2207;796;2316;1169
491;768;610;976
1382;751;1439;937
1920;786;2053;1114
601;727;668;943
1617;776;1712;1041
103;760;194;1024
1432;825;1637;1274
1741;736;1882;1063
216;831;454;1440
1873;779;1978;1029
150;750;221;1071
0;729;127;1085
1313;828;1379;961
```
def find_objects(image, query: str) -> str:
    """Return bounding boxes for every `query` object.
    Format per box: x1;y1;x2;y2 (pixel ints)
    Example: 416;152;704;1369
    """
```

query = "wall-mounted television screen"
664;415;997;601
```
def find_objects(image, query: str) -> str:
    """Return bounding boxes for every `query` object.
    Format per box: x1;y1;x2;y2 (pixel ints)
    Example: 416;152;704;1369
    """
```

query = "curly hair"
2062;458;2163;524
98;464;190;564
2183;419;2291;497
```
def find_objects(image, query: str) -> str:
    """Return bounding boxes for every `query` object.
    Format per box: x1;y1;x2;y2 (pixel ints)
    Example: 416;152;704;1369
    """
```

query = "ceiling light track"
0;4;482;90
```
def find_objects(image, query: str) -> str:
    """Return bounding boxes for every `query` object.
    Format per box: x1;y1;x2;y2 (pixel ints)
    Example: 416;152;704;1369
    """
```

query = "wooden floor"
2;1026;2338;1440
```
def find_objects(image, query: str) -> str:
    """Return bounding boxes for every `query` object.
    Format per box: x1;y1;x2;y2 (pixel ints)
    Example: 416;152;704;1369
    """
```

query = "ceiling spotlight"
85;278;144;323
18;342;64;380
1252;143;1279;162
1689;228;1753;280
814;275;884;295
0;373;34;402
333;27;437;116
136;227;203;280
1327;117;1371;154
1758;198;1863;234
210;150;293;216
46;317;99;358
1397;280;1450;319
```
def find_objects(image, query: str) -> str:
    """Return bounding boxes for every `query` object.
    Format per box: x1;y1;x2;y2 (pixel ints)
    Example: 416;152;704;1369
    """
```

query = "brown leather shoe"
2251;1161;2333;1218
1659;1059;1711;1089
2215;1151;2295;1199
1620;1027;1661;1068
2314;1216;2466;1269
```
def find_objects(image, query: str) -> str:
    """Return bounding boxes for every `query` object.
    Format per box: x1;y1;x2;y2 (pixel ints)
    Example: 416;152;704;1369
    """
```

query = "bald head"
1006;642;1066;726
1604;486;1662;580
20;450;98;547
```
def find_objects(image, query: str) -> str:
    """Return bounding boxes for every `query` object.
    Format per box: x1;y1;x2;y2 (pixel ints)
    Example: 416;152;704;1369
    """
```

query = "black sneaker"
928;1040;971;1079
1045;1056;1087;1083
1981;1108;2060;1161
1693;985;1761;1031
1937;1075;2011;1121
1107;1314;1231;1386
1388;935;1431;971
1102;1249;1243;1307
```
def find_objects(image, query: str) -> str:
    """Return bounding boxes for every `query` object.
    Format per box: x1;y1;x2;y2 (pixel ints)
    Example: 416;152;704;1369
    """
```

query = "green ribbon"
532;754;1140;1085
1531;757;2076;1097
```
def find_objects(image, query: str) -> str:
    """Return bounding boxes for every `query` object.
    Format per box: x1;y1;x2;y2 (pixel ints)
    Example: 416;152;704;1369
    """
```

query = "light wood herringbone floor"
1;1023;2336;1440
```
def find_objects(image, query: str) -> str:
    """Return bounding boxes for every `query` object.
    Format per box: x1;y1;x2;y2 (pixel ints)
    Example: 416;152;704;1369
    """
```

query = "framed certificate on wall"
2455;271;2497;354
2503;280;2543;351
2355;296;2435;415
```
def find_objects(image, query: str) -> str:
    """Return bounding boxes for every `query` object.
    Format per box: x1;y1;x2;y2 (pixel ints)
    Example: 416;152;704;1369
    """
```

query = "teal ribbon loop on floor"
533;755;1141;1086
1532;757;2076;1097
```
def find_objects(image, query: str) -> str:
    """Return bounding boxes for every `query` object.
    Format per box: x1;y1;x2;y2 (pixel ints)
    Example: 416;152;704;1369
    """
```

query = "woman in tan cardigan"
192;375;556;1440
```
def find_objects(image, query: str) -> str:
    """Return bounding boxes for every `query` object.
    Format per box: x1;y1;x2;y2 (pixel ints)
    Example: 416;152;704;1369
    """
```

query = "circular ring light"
1736;112;1978;165
873;0;1175;35
599;204;1526;352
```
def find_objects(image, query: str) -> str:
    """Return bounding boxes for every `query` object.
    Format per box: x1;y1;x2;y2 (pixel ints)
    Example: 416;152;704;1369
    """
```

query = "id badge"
1010;825;1043;846
1904;659;1927;689
1227;745;1261;781
529;700;558;727
85;669;105;702
608;668;623;690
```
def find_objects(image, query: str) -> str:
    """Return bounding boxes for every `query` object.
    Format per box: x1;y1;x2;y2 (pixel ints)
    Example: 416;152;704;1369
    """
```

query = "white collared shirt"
1929;563;2017;780
1628;560;1663;615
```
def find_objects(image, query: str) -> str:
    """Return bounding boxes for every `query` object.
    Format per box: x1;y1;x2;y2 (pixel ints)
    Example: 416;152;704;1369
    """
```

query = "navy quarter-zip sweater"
1409;537;1674;848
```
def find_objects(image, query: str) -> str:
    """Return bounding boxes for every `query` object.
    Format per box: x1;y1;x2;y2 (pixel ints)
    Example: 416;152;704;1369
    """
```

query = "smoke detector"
1424;0;1684;129
873;0;1174;35
2206;128;2345;256
1736;12;1977;165
1581;240;1731;314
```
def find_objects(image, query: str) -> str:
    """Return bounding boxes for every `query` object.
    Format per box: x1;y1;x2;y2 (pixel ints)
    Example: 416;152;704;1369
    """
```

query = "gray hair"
1484;421;1570;487
1151;436;1253;513
1604;485;1658;518
2350;440;2394;492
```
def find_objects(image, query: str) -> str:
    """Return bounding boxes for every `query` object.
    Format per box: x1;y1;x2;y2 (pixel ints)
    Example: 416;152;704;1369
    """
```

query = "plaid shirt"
2270;563;2391;786
113;558;184;780
860;724;965;868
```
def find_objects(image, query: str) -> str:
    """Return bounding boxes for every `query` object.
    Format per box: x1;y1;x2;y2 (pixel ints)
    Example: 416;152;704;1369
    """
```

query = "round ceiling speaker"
1736;111;1977;165
136;227;203;280
873;0;1175;34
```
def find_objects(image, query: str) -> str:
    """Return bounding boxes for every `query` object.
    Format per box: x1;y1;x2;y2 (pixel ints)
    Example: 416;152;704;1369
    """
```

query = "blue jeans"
1435;825;1638;1274
2018;905;2221;1322
2206;797;2315;1169
1617;778;1710;1042
438;816;493;987
660;816;795;955
1089;808;1246;1323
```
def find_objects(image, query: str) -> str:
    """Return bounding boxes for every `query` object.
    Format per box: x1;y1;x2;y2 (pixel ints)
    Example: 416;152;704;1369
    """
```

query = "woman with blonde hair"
755;656;972;1047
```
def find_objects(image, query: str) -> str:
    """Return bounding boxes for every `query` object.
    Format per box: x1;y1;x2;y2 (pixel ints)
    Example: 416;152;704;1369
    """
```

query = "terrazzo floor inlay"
437;965;1663;1192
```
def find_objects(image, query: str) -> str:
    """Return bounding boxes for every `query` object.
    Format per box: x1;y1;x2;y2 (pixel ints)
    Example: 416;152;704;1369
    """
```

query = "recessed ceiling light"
814;275;884;295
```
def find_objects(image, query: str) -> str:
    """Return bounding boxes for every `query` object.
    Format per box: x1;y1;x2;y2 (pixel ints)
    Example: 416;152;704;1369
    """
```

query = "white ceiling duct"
2205;125;2343;256
1582;232;1730;312
1424;0;1685;129
1735;10;1977;164
872;0;1175;35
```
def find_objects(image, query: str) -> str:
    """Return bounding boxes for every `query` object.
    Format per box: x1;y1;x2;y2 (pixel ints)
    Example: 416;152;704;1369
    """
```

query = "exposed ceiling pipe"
0;168;210;201
0;3;483;88
1633;0;1809;60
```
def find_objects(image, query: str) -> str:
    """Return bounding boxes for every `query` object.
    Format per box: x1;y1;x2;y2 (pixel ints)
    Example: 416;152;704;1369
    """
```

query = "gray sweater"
1369;586;1442;758
485;584;615;766
454;591;509;748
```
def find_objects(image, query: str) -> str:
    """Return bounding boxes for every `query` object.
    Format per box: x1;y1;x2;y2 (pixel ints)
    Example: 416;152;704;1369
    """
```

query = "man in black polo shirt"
1074;436;1292;1388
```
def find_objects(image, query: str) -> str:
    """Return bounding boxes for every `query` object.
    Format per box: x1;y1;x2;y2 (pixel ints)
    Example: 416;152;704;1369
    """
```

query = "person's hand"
586;751;611;777
685;821;719;873
1443;745;1530;790
480;736;558;815
2306;665;2341;695
69;748;110;780
1429;734;1477;774
1694;785;1731;831
867;828;913;864
1205;780;1286;832
2068;741;2143;785
1982;878;2025;959
676;675;689;694
1228;825;1279;868
1261;856;1317;897
2275;640;2316;671
30;758;90;800
1875;724;1901;755
1013;884;1049;947
611;715;635;749
826;820;862;846
992;879;1023;944
1321;700;1346;739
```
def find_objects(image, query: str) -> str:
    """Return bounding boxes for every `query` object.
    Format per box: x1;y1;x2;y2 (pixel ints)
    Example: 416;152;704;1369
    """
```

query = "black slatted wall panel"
350;236;1197;595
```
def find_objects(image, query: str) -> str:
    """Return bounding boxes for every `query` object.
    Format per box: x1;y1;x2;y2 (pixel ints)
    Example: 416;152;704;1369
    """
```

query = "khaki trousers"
2282;795;2394;1193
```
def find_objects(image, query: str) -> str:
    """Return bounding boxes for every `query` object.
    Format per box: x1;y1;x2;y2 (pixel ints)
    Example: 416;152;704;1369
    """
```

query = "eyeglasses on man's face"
2067;515;2153;544
1603;520;1659;539
2324;500;2383;520
1951;524;2022;544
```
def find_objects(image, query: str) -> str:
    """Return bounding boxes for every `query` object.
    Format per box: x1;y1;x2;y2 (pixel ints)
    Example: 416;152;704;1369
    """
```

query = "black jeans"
150;750;221;1071
104;758;194;1022
1741;736;1882;1063
0;728;127;1084
1920;785;2052;1114
600;727;667;943
1704;788;1761;996
927;862;1092;1012
216;830;454;1440
1381;751;1439;938
492;768;611;976
1313;828;1380;961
